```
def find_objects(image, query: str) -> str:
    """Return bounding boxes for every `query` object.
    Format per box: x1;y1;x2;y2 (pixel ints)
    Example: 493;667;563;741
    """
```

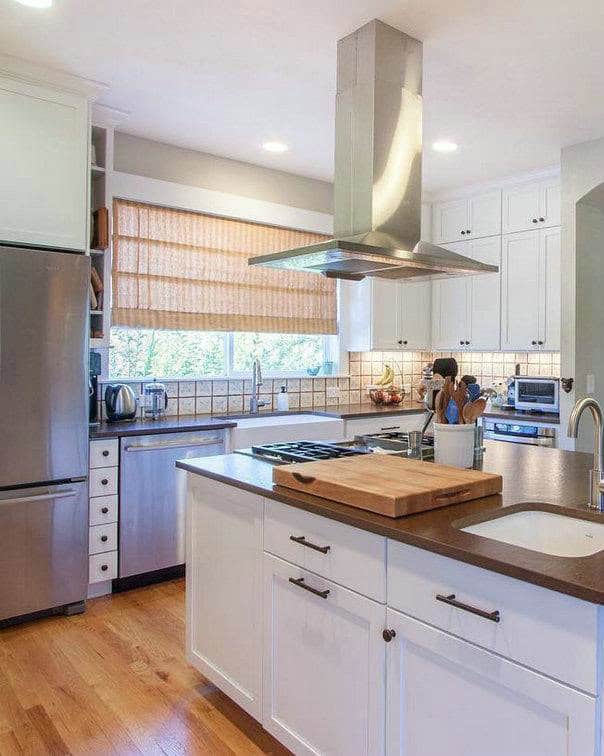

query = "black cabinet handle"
460;340;465;346
537;340;544;345
289;576;330;599
539;217;545;222
465;340;470;345
101;564;108;572
102;450;109;457
402;340;408;346
532;218;538;223
101;506;109;514
397;339;403;345
531;340;537;346
436;593;500;623
101;479;108;485
461;230;466;235
289;535;331;554
382;628;397;642
466;229;471;234
100;535;108;543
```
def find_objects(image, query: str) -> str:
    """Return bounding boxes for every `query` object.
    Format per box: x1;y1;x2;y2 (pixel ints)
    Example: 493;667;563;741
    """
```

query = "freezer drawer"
119;431;226;578
0;482;88;621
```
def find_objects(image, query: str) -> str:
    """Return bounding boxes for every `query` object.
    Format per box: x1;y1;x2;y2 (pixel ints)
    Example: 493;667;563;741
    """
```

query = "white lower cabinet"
262;553;386;755
385;608;597;756
186;476;263;719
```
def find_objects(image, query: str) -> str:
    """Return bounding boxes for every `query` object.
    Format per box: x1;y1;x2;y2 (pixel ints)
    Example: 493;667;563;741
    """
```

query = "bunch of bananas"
375;364;395;386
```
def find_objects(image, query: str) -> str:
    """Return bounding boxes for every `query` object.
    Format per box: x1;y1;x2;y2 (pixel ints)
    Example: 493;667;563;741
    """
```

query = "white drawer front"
89;495;118;527
89;466;118;497
89;438;119;468
344;414;423;438
89;551;118;583
89;522;118;555
264;498;386;602
387;541;599;693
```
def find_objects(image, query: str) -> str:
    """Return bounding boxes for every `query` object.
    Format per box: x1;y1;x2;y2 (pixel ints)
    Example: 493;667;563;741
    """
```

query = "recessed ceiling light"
14;0;52;6
262;141;289;153
432;140;459;154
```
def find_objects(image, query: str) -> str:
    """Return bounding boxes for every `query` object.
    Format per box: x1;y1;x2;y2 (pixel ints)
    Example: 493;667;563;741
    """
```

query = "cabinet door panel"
540;226;561;350
433;199;468;243
263;553;385;756
501;230;541;350
431;276;468;350
467;237;501;350
502;182;542;234
386;609;597;756
186;477;263;719
540;179;561;228
370;279;401;350
467;190;501;239
399;280;431;350
0;76;88;251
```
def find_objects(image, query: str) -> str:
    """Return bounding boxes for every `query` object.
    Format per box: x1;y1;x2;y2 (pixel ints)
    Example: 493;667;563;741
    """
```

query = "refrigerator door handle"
0;489;78;506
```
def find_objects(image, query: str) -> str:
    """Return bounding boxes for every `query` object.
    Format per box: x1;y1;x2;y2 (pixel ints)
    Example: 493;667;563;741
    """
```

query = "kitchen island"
178;442;604;755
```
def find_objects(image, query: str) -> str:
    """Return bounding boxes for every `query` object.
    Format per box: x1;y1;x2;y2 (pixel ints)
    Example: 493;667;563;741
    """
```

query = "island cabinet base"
185;473;603;756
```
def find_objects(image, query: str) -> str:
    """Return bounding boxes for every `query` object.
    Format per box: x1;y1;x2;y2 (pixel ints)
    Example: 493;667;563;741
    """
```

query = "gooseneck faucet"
567;397;604;511
249;359;269;414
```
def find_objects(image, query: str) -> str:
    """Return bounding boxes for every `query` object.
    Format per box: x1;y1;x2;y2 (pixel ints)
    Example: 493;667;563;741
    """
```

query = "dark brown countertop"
90;416;237;439
89;401;426;438
177;442;604;604
483;407;560;423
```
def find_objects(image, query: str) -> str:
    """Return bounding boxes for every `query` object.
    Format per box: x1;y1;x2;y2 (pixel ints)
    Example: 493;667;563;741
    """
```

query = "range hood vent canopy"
249;20;498;281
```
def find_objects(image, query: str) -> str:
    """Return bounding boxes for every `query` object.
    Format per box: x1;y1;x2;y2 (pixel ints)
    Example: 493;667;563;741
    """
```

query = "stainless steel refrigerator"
0;246;89;622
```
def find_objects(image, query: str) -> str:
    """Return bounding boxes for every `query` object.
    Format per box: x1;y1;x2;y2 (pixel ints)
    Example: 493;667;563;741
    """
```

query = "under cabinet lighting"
14;0;52;6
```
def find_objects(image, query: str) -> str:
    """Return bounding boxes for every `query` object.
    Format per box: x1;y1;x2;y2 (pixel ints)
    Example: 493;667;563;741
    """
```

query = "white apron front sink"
461;509;604;557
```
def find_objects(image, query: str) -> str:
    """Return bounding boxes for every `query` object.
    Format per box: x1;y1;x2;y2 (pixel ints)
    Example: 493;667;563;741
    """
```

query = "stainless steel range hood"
249;20;498;281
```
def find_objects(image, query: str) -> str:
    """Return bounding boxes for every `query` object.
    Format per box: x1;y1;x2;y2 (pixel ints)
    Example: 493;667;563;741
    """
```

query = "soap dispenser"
277;384;289;411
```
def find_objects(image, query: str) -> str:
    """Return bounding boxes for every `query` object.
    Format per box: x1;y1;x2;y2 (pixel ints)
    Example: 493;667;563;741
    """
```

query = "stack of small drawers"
88;438;119;583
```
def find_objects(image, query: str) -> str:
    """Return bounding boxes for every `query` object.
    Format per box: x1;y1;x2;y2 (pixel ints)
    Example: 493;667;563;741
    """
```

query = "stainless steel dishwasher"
119;430;226;578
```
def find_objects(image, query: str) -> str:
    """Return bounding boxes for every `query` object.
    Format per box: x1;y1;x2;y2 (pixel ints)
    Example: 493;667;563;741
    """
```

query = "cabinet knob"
102;450;109;457
531;340;537;346
532;218;538;223
101;479;108;485
397;339;403;345
537;340;544;346
465;340;470;345
460;340;465;346
382;628;397;642
539;217;545;222
100;535;108;543
101;564;108;572
402;340;408;346
466;229;471;234
461;230;466;235
101;506;109;514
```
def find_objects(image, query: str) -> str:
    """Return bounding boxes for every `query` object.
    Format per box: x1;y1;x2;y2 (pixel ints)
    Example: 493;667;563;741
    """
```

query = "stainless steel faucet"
249;358;268;414
567;397;604;511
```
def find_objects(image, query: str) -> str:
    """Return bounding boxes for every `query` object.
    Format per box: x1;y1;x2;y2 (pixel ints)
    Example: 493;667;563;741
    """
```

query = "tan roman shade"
112;199;336;334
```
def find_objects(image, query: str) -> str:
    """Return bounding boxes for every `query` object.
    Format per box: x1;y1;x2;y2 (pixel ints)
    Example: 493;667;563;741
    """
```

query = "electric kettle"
104;384;138;422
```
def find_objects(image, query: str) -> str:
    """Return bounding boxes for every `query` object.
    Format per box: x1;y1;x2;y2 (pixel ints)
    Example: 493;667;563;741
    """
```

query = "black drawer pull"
380;425;400;431
101;564;108;572
102;450;109;457
436;593;500;623
101;479;108;485
100;535;108;543
101;507;109;514
289;576;330;599
290;535;331;554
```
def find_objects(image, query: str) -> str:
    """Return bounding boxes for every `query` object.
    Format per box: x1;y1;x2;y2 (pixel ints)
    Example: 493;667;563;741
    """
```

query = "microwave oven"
514;377;559;413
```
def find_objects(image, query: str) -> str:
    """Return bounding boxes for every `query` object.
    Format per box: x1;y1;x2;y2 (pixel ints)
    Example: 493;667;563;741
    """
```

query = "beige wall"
114;132;333;215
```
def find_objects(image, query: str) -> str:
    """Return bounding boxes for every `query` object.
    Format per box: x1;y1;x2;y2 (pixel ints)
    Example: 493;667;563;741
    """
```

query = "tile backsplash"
97;350;560;419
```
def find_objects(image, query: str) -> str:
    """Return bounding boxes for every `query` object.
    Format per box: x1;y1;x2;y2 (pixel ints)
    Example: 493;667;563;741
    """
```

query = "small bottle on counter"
277;384;289;411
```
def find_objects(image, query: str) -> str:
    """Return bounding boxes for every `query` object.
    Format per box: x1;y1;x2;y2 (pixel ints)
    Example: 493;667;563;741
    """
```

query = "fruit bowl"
368;386;406;406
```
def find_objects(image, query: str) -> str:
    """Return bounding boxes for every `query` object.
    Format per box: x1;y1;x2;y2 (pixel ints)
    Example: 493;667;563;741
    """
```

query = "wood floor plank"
0;579;289;755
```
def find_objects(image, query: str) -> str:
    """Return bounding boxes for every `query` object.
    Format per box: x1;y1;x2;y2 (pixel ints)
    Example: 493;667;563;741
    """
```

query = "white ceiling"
2;0;604;194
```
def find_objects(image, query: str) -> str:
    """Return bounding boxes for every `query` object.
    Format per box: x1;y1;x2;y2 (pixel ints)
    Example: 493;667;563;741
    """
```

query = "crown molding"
92;103;130;128
0;53;107;98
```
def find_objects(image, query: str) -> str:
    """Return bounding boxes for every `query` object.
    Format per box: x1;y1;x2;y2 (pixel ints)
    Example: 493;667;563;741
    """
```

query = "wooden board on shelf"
273;455;502;518
92;207;109;250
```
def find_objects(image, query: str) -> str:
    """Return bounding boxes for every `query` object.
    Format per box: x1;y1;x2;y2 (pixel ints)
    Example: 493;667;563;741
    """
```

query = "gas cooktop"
248;440;371;464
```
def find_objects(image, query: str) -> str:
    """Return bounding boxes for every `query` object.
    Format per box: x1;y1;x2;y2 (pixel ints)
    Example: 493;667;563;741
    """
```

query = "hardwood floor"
0;579;290;755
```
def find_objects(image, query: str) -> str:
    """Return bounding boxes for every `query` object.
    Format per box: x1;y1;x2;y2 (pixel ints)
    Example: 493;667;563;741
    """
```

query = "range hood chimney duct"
249;20;498;281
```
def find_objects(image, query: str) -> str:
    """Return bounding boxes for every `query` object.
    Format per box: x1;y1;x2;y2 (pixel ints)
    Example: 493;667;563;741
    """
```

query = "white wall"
560;137;604;452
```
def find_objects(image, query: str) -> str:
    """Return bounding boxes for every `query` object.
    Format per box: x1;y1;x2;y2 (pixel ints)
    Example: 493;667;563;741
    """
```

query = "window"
110;200;337;379
109;328;332;379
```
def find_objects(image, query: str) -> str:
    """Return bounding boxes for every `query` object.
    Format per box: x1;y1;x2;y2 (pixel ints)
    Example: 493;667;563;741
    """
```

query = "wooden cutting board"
273;455;502;518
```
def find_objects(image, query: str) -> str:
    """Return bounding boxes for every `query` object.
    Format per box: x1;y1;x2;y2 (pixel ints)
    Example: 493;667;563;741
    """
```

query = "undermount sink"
461;509;604;558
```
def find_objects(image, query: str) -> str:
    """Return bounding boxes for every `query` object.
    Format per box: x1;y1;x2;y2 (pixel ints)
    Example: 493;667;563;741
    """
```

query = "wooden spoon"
435;388;447;424
453;380;468;424
462;398;487;424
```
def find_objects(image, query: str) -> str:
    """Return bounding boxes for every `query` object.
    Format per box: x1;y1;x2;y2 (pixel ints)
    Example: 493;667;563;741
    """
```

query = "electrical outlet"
326;387;340;399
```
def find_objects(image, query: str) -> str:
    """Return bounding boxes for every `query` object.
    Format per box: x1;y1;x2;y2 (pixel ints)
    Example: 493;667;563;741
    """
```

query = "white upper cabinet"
342;278;431;352
432;190;501;244
0;75;89;251
501;227;560;351
431;237;501;351
502;177;560;234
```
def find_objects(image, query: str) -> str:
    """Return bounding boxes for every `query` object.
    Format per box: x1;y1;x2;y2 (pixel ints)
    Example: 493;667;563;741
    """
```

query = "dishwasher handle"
0;488;78;506
123;437;224;453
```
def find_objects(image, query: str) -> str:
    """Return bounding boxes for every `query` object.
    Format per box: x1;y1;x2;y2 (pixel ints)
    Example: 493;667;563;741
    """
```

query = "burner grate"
251;440;370;464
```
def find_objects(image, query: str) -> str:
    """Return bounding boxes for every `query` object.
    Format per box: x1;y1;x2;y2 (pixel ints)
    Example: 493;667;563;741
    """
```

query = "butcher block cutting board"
273;455;502;518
